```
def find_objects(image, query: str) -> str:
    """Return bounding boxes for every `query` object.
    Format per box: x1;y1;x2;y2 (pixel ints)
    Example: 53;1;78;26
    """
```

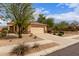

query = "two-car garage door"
30;27;44;34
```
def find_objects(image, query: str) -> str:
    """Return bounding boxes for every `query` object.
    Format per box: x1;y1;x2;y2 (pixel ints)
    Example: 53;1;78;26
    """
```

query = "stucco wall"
28;24;47;34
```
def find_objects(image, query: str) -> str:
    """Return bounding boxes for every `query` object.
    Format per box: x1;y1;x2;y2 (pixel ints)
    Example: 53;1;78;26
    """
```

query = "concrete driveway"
32;33;79;56
33;33;79;45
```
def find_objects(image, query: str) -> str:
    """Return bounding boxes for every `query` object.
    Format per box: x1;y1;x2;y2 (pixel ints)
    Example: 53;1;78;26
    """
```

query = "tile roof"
30;21;47;26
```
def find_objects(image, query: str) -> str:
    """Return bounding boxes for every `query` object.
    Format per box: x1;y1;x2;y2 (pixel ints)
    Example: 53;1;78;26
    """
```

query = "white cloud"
0;19;7;27
56;3;79;8
46;3;79;23
33;8;50;20
46;12;79;23
56;3;64;7
60;3;79;14
56;3;79;14
33;4;79;23
34;8;50;15
65;3;79;8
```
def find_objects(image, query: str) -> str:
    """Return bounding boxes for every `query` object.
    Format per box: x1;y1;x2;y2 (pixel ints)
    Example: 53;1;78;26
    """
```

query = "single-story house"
0;16;47;34
28;22;47;33
7;21;47;34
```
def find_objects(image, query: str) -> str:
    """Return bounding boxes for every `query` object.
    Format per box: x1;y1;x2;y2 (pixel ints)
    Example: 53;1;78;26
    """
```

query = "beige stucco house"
28;22;47;33
0;16;47;34
7;21;47;34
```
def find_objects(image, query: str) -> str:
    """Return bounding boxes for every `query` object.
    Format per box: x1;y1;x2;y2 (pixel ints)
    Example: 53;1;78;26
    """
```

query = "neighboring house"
7;21;47;34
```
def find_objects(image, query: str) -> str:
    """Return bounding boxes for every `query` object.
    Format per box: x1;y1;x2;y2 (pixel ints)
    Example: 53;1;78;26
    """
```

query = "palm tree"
46;18;54;33
1;3;34;38
37;14;46;24
46;18;54;28
37;14;55;33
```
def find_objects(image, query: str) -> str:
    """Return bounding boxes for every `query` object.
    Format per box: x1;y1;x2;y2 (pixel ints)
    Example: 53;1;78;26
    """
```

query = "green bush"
2;30;7;37
0;28;8;38
53;31;57;35
2;28;8;37
34;36;37;39
57;31;64;36
57;33;63;36
53;32;56;35
0;32;2;38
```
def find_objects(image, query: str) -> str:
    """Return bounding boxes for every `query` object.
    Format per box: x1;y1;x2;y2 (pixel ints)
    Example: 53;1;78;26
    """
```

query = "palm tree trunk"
18;26;22;38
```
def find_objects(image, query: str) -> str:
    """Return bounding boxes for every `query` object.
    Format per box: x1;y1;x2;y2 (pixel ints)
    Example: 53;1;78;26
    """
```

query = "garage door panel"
30;27;44;34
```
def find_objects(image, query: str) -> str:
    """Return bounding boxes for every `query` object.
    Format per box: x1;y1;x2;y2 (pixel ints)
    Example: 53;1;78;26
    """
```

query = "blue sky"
0;3;79;25
32;3;74;14
32;3;79;23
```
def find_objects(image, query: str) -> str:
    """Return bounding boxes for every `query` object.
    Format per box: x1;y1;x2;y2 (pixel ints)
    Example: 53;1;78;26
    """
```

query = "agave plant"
10;44;29;56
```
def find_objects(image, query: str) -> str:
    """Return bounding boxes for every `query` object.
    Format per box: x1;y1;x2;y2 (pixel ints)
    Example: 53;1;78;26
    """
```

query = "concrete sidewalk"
63;35;79;39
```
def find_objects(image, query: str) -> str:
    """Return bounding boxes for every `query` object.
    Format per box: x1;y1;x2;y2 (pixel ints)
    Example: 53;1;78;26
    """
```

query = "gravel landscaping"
10;42;58;56
0;34;43;47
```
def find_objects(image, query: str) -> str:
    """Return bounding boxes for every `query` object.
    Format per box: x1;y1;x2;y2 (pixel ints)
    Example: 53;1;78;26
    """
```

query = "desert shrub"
57;33;62;36
53;32;56;35
53;31;57;35
32;43;39;48
34;36;37;39
60;31;64;34
2;30;7;37
0;32;2;38
47;30;52;34
29;33;33;37
0;28;8;38
57;31;64;36
10;44;29;56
